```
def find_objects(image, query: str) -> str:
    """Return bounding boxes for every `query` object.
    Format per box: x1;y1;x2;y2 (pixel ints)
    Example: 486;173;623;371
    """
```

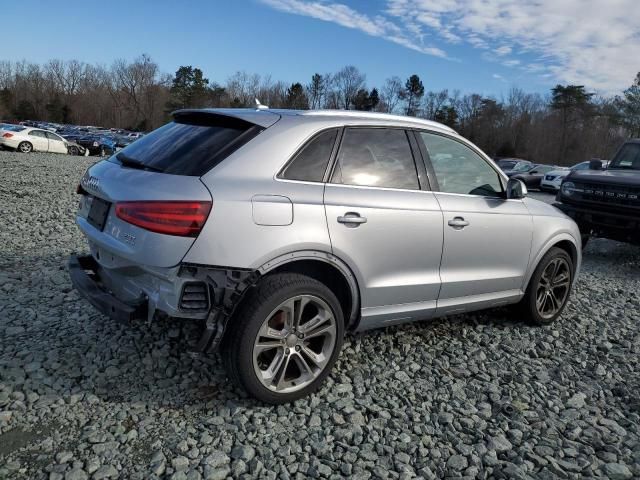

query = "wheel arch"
523;232;581;291
258;251;361;330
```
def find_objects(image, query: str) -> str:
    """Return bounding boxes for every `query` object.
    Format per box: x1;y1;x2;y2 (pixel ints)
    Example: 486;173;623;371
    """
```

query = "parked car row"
495;157;608;192
0;120;145;157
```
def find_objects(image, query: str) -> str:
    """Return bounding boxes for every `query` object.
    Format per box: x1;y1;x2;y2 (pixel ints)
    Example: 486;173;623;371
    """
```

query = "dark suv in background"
556;139;640;246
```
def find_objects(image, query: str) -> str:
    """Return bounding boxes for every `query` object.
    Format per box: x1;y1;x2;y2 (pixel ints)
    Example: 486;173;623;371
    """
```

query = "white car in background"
540;160;608;192
0;126;70;154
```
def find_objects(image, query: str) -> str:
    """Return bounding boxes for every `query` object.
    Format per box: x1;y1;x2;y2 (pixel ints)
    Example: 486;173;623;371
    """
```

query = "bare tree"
380;76;403;113
332;66;365;110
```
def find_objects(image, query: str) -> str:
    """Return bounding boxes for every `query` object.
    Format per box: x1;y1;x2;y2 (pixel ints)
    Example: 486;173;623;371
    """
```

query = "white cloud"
261;0;640;93
385;0;640;92
259;0;446;57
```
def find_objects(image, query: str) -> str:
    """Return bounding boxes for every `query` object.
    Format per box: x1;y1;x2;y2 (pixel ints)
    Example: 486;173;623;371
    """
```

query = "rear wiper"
116;153;164;173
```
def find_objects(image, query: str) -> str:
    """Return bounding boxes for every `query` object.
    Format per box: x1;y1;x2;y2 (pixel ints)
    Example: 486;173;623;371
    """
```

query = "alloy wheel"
19;142;32;153
252;295;337;393
535;257;571;319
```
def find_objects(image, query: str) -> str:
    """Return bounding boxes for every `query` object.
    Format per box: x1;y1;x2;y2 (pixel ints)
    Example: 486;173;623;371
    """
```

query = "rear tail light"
115;201;212;237
2;133;13;138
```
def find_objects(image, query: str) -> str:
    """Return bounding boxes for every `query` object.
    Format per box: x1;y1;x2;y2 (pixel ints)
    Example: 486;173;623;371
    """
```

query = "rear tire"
519;247;574;325
221;273;344;404
18;141;33;153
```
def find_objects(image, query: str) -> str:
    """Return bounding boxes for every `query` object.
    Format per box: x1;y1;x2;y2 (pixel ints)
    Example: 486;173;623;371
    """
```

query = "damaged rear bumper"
68;255;147;324
68;255;260;352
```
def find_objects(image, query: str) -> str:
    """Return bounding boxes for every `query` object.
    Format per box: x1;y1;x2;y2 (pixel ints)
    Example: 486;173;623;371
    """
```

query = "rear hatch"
76;110;279;269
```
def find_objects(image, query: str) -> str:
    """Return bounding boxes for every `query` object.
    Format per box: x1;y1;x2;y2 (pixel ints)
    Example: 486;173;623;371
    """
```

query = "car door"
27;130;49;151
45;131;68;154
324;127;443;329
416;131;533;315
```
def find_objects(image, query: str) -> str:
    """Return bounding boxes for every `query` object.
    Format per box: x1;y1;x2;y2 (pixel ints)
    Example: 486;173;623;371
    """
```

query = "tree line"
1;54;639;166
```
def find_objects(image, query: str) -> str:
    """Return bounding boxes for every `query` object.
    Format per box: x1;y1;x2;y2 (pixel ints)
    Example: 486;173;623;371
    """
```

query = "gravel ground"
0;151;639;480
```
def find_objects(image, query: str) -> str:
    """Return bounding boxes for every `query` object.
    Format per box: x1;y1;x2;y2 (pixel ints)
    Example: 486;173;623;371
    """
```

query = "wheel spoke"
553;272;569;287
254;340;282;354
275;354;292;390
301;345;327;369
536;290;546;310
298;310;331;334
263;349;286;383
293;352;314;377
293;296;311;330
258;320;286;340
304;322;335;340
548;291;559;313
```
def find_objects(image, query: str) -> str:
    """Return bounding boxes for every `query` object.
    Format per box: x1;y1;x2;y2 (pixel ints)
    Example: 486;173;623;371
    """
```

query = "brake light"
115;201;212;237
2;133;13;138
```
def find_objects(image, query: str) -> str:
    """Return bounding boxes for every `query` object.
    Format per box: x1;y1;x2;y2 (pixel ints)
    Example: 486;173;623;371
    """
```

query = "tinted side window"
45;132;63;141
420;132;503;197
331;128;419;190
281;129;338;182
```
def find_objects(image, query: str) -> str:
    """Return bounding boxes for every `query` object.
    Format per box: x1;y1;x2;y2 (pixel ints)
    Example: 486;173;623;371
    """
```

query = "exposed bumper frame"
68;255;147;324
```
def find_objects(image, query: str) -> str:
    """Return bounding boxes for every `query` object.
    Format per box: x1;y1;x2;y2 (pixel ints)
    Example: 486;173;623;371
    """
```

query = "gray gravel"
1;150;639;479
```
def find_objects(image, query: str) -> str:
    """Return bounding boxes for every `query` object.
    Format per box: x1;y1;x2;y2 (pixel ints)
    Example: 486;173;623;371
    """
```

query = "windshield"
112;115;262;176
512;162;534;172
609;143;640;170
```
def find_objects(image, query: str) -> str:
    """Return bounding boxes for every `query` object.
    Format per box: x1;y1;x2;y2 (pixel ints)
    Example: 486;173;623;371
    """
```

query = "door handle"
337;212;367;227
448;216;469;229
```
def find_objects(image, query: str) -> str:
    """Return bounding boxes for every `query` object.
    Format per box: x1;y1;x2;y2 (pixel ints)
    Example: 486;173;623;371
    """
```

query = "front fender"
522;230;581;292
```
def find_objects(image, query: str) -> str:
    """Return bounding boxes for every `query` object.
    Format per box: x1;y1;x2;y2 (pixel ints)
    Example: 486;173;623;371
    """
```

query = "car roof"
173;108;457;134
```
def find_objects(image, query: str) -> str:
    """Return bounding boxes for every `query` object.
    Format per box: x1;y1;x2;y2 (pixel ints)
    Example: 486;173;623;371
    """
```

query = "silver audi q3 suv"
70;108;581;403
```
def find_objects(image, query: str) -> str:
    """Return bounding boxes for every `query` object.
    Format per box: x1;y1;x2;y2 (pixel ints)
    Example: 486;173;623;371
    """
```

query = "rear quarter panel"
184;117;336;268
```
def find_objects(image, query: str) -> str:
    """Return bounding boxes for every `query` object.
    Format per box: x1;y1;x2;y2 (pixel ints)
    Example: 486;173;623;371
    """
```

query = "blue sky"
3;0;638;95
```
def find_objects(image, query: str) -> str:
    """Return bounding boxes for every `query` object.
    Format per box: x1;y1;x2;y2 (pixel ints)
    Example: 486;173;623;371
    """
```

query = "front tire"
221;273;344;404
18;141;33;153
68;146;79;156
520;247;574;325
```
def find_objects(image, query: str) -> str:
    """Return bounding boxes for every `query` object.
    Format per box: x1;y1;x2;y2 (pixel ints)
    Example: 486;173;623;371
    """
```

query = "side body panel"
435;193;533;316
28;132;48;151
324;185;444;328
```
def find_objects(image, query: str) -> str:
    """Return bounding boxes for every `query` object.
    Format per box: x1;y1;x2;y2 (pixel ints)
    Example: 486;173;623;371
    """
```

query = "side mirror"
506;178;527;199
589;159;603;170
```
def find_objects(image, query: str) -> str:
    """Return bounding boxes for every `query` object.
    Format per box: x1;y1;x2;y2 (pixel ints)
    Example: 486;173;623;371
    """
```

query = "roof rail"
301;110;456;133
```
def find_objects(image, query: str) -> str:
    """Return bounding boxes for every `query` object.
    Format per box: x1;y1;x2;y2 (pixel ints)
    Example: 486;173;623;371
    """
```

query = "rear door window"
29;130;47;138
45;132;64;142
280;129;338;182
331;128;420;190
113;114;263;176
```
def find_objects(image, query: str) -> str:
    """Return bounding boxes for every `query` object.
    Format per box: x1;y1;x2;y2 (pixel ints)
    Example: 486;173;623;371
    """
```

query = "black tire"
68;146;79;156
221;273;344;404
519;247;574;325
17;141;33;153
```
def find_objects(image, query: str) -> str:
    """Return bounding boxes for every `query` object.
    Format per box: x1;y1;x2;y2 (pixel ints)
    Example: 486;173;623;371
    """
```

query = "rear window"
112;114;262;176
280;129;338;182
